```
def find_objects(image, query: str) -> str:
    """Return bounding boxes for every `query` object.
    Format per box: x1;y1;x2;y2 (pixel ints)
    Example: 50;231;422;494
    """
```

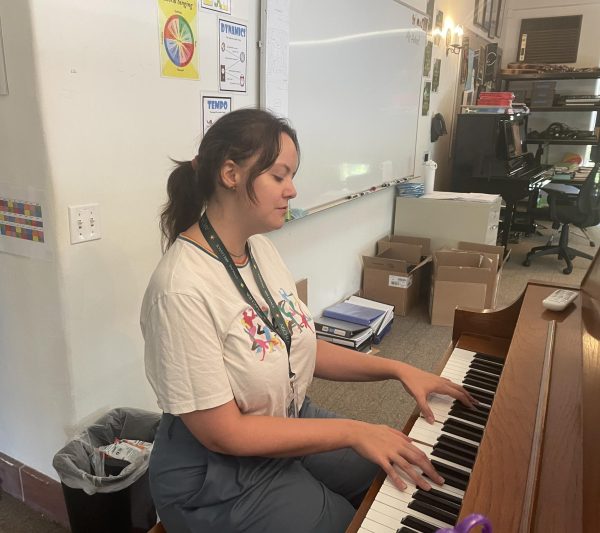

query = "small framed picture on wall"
473;0;487;28
488;0;498;38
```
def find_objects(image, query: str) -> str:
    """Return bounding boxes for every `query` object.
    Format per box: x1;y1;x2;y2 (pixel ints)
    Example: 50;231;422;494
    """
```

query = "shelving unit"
499;71;600;163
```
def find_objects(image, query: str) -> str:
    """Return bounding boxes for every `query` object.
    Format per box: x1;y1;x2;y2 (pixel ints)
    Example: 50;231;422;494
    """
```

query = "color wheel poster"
218;18;247;92
158;0;199;80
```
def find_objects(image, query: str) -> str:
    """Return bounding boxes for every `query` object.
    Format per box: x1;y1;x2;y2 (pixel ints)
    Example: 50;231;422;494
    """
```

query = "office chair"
522;164;600;274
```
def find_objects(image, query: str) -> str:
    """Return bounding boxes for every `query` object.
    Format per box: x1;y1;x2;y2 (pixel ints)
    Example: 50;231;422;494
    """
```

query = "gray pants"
149;398;378;533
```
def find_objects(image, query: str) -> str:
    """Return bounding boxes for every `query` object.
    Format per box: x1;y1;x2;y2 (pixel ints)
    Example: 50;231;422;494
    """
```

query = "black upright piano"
452;111;552;247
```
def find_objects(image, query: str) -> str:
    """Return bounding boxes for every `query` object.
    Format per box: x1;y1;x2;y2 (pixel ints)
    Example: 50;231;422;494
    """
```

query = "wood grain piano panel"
458;284;557;532
533;297;583;532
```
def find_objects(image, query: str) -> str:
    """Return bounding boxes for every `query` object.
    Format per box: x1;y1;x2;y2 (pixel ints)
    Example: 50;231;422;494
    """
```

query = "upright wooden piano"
347;251;600;533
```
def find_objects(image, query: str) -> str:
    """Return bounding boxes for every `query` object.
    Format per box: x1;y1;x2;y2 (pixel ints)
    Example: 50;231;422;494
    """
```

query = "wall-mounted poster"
432;59;441;92
0;183;51;260
422;81;431;116
201;0;231;14
158;0;199;80
423;41;433;77
218;18;248;92
434;10;444;46
426;0;435;32
202;95;233;134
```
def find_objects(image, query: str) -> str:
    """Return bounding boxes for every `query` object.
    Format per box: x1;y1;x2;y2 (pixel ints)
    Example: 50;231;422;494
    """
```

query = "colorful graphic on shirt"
241;289;313;361
278;289;314;335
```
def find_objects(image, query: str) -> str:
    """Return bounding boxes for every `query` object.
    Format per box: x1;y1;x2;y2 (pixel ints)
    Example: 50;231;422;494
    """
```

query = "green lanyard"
199;214;294;380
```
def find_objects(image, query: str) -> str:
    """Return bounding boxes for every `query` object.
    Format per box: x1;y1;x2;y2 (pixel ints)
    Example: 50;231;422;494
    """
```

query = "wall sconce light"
446;25;465;56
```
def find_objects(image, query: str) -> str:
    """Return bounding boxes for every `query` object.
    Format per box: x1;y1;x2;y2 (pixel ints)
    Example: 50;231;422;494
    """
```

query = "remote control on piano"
542;289;578;311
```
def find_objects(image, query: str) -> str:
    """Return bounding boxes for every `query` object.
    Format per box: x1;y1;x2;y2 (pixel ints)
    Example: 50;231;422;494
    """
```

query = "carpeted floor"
1;225;597;532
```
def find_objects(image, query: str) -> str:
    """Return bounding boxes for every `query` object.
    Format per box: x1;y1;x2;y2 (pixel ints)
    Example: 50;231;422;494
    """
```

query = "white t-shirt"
141;234;316;417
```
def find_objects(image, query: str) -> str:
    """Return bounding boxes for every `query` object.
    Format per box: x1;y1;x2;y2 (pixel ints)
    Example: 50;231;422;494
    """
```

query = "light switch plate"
68;204;101;244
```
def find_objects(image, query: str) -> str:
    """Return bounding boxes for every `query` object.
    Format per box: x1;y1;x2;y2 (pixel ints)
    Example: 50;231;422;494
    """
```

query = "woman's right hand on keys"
349;421;444;492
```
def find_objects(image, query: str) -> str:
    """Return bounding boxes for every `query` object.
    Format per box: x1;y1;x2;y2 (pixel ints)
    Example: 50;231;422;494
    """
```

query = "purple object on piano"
436;514;492;533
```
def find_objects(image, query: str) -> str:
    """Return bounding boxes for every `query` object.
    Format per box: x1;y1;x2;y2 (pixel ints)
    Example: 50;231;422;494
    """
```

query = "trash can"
53;407;161;533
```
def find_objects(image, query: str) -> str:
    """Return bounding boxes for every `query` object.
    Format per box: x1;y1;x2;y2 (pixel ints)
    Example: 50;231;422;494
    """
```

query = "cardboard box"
362;236;431;316
456;241;508;308
429;242;508;326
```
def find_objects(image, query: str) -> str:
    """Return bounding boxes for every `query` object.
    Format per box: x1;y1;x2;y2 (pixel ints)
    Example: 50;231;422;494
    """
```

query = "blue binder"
323;302;385;327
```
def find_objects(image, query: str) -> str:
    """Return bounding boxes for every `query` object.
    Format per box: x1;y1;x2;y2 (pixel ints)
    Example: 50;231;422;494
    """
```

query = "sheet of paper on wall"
157;0;199;80
0;17;8;95
0;182;52;260
200;0;231;14
202;94;233;135
219;18;248;93
260;0;290;117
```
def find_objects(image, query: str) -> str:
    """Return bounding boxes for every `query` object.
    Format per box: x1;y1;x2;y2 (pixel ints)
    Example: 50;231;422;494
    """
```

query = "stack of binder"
315;296;394;351
396;182;424;198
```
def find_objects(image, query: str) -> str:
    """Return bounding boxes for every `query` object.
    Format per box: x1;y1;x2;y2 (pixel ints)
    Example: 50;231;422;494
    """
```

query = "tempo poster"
218;18;248;93
0;182;51;260
158;0;199;80
201;0;231;14
202;95;233;134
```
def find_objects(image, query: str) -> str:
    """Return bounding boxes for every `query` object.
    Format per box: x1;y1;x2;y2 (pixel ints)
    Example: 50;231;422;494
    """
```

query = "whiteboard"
261;0;426;213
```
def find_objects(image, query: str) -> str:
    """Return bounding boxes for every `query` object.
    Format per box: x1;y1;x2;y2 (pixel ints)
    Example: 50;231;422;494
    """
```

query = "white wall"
0;0;494;479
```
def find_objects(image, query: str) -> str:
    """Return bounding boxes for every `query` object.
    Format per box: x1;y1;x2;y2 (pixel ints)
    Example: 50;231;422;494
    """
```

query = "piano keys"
347;250;600;533
357;348;504;533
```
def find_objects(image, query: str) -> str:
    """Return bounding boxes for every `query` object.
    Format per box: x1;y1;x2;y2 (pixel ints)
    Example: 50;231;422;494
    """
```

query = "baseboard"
0;451;70;529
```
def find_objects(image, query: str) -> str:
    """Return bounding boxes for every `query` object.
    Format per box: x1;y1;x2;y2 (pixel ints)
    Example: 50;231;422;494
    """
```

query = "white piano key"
360;516;396;532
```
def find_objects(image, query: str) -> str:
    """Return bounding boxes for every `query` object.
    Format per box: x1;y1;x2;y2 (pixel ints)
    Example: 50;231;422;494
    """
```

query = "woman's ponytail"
159;160;204;251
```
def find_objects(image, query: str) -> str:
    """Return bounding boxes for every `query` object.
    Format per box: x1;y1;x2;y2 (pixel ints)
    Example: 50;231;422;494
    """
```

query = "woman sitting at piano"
141;108;476;533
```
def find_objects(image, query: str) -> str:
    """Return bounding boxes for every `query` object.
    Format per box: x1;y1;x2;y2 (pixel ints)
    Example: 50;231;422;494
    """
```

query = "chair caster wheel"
522;259;531;267
563;266;573;275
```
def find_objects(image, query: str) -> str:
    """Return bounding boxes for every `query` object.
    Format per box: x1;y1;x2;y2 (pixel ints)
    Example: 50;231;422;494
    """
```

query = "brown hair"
159;108;300;250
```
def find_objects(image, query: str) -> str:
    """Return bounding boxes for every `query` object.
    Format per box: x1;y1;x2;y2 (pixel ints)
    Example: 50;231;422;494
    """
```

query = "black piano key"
426;470;467;491
449;406;488;426
474;352;504;365
401;515;439;533
465;368;499;386
452;399;490;416
445;418;484;438
414;489;462;515
397;528;420;533
462;376;497;393
437;434;479;457
431;446;475;469
428;487;463;507
462;385;495;404
408;500;458;526
431;459;470;483
470;361;502;376
442;420;483;443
